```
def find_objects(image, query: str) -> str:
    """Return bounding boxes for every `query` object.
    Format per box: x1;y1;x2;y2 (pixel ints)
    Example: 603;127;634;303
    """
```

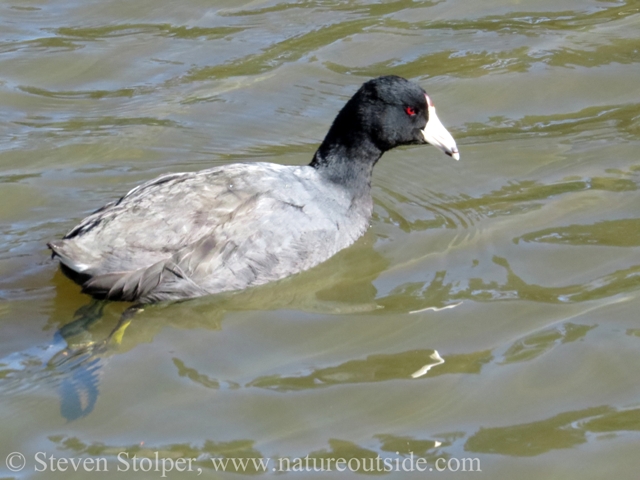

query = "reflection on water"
38;404;640;473
0;301;115;420
519;218;640;247
498;322;597;364
462;103;640;143
0;229;637;419
1;0;640;477
465;406;613;456
246;349;485;391
378;255;640;312
0;335;104;420
1;239;628;419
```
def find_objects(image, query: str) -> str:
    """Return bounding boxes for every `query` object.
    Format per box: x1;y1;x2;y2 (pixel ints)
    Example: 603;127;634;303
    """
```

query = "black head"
313;75;458;160
349;75;431;151
311;76;459;187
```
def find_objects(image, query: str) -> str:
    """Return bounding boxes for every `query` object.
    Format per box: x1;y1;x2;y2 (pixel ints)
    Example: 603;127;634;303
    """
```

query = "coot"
49;76;459;303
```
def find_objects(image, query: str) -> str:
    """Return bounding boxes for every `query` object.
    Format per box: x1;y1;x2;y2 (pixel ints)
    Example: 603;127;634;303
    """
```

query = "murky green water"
1;0;639;478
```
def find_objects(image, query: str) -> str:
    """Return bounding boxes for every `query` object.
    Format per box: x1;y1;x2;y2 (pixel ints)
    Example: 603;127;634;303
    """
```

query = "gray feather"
51;163;372;303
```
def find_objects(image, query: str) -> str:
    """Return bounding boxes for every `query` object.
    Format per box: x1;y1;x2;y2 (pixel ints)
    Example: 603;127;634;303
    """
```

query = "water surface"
1;0;639;478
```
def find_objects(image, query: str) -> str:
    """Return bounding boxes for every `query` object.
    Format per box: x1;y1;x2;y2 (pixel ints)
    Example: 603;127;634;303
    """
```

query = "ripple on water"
1;0;640;475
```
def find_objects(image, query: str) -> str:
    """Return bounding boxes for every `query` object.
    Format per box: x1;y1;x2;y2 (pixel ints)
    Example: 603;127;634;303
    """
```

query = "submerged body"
49;76;459;303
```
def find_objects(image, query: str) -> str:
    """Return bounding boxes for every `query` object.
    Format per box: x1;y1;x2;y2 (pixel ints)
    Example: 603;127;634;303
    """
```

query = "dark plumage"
49;76;459;303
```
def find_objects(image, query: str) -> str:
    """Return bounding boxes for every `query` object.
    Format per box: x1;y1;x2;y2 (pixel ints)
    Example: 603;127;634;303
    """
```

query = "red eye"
405;106;416;116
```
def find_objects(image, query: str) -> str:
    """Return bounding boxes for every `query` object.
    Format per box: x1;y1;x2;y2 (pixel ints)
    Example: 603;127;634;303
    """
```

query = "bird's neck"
310;132;382;197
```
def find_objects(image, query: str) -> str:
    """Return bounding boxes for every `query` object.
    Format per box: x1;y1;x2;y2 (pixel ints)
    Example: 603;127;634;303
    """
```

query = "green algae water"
1;0;639;478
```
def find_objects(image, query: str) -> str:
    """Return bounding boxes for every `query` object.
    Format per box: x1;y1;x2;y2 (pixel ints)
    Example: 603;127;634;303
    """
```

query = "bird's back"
49;163;371;302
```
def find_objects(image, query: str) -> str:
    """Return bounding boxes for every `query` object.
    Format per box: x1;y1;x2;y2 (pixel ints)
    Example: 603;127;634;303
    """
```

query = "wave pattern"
1;0;639;477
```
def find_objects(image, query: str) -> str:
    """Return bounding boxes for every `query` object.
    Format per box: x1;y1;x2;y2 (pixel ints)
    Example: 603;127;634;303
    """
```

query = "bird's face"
361;76;460;160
